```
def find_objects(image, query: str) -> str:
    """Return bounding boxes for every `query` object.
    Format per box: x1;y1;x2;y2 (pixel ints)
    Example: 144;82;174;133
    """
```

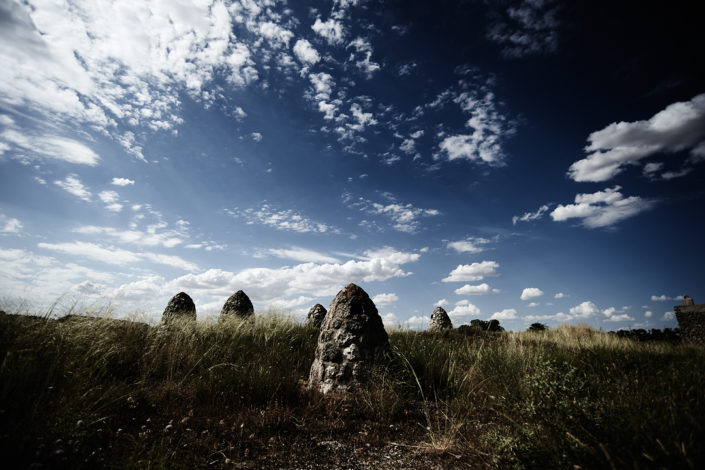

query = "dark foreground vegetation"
0;310;703;469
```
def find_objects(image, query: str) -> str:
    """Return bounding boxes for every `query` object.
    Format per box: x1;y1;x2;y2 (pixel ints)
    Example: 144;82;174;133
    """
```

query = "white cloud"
111;177;134;186
251;132;263;142
0;129;100;166
347;194;439;234
442;261;499;282
0;213;22;234
74;224;186;249
37;240;198;271
372;293;399;306
662;312;675;321
114;247;420;308
229;205;339;234
550;186;654;228
293;39;320;65
521;287;544;301
381;313;401;328
0;0;261;160
54;174;91;201
650;294;682;302
512;204;550;225
437;91;515;165
568;94;705;182
448;300;481;318
312;17;345;45
98;190;123;212
645;310;653;318
268;247;341;264
554;292;566;299
528;302;539;307
491;308;517;320
569;301;601;318
454;283;499;295
347;37;380;78
405;315;429;328
486;0;560;58
447;237;492;253
435;298;448;307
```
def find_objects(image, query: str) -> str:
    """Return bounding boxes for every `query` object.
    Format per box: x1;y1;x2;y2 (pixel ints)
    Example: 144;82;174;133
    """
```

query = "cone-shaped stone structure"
220;290;254;318
428;306;453;331
305;304;327;328
162;292;196;323
308;283;390;394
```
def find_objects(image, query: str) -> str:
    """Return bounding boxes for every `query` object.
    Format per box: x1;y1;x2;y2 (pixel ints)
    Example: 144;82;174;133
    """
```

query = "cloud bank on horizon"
0;0;702;330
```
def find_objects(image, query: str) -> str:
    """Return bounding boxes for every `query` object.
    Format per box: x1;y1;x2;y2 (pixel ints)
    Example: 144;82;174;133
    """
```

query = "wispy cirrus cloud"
226;205;339;234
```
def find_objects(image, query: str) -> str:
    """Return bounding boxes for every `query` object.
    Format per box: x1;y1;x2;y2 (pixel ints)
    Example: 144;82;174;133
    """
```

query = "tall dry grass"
0;310;703;469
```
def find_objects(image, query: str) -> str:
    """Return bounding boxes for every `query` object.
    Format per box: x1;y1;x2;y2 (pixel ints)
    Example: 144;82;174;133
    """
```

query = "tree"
528;322;547;331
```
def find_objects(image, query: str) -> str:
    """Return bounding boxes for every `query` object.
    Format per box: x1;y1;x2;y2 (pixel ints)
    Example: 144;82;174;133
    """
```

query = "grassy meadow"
0;308;703;469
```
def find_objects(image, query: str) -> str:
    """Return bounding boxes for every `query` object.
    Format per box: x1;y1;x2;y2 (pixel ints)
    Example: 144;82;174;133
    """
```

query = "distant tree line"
609;328;681;343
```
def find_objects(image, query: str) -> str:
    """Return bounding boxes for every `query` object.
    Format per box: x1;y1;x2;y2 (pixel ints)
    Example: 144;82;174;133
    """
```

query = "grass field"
0;309;703;469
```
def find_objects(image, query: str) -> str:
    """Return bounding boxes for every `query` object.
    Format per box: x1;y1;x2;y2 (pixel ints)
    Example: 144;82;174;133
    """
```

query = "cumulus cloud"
111;178;134;186
435;298;449;307
115;247;420;308
347;37;380;78
651;294;682;302
442;261;499;282
227;205;339;234
372;293;399;306
437;90;515;165
521;287;544;301
0;213;22;234
550;186;654;228
512;204;550;225
293;39;320;65
486;0;561;58
447;237;492;253
448;300;481;318
491;308;517;320
525;300;635;324
312;17;345;45
54;174;91;201
554;292;566;299
568;94;705;182
454;283;499;295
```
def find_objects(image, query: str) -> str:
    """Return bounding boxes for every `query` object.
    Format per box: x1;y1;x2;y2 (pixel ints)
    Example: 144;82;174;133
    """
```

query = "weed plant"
0;309;703;469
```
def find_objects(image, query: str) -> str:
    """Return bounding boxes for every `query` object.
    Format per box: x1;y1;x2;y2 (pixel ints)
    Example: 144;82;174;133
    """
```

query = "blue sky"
1;0;703;329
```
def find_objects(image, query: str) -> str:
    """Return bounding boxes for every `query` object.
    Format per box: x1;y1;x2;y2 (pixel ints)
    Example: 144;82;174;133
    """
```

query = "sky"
0;0;703;330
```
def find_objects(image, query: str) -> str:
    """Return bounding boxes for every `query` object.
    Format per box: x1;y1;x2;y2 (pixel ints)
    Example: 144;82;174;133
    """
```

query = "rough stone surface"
162;292;196;322
305;303;327;328
308;284;390;394
675;296;705;345
428;306;453;331
220;290;254;318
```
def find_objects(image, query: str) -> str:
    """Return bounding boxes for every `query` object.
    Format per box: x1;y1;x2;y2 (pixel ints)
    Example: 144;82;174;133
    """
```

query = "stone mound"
308;283;390;394
162;292;196;323
428;306;453;331
305;303;327;328
220;290;254;318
